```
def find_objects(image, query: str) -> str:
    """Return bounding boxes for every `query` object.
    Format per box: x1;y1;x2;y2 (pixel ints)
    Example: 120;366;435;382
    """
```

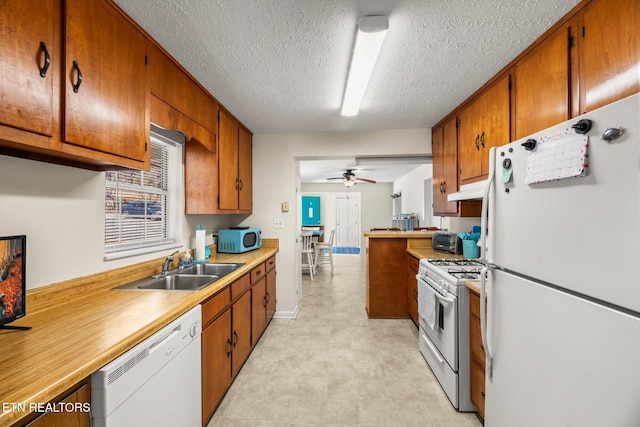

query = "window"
105;134;180;257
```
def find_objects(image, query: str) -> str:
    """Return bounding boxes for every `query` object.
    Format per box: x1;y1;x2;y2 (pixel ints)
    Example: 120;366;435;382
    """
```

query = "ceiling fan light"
341;16;389;117
344;178;357;187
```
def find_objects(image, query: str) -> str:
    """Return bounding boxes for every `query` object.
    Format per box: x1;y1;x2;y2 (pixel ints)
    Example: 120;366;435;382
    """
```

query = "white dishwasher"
91;305;202;427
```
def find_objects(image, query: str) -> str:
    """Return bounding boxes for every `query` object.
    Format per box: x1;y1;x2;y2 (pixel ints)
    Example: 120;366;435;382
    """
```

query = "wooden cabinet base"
366;238;409;318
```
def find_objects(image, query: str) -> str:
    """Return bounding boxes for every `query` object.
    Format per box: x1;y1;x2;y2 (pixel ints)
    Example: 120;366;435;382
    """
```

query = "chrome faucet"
161;250;179;275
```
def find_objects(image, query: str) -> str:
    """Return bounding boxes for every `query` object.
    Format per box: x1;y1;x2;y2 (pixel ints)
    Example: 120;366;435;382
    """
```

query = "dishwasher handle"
149;325;181;355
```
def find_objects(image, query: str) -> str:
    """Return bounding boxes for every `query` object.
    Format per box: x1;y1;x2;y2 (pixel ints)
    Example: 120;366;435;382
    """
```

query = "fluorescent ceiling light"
341;16;389;117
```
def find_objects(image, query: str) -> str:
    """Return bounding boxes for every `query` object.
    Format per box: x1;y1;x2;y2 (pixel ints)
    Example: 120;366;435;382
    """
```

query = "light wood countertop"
0;242;278;427
466;280;481;295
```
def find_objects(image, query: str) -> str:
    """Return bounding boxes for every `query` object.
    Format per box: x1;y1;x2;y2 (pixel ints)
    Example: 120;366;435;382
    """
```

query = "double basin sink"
114;263;245;291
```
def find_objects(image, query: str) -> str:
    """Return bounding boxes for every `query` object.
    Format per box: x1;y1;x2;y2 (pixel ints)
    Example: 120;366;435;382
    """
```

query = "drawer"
230;274;251;300
265;256;276;272
250;263;266;284
202;288;230;327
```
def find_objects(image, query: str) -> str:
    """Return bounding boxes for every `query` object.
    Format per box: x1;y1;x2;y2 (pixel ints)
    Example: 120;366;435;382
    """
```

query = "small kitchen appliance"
217;227;261;253
431;231;462;254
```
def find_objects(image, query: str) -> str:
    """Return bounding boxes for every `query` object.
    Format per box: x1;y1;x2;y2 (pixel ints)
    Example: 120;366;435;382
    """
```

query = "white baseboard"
273;304;299;319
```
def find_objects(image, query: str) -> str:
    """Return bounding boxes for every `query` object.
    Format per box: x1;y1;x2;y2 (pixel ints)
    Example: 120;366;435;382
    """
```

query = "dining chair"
314;229;335;275
300;230;316;280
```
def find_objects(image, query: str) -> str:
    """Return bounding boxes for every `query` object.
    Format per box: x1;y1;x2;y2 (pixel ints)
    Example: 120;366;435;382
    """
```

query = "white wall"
247;128;430;317
302;182;394;241
392;163;434;226
0;153;235;289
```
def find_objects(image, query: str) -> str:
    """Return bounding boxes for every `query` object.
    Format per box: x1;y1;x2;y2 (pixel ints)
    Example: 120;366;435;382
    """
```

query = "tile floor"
208;254;483;426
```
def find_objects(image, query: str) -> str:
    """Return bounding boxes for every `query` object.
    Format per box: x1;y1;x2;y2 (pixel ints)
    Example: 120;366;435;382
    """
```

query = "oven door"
417;275;458;370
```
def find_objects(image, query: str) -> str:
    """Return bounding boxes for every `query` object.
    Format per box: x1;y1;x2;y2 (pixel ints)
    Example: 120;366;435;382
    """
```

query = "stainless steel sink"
137;274;219;291
113;262;244;291
179;263;244;277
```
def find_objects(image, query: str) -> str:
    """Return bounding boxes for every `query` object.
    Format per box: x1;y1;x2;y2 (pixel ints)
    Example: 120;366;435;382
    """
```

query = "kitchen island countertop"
0;241;278;427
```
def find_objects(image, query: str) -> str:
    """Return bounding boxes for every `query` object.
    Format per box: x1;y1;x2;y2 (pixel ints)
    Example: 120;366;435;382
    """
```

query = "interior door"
335;195;359;248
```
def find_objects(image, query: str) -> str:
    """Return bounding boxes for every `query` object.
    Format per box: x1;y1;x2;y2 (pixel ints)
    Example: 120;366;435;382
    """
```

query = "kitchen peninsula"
364;230;453;319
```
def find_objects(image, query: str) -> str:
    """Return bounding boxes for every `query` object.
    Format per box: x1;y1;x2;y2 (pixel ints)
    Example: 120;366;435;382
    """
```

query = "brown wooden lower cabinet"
202;309;231;423
201;260;277;424
407;254;420;326
469;289;486;418
23;379;91;427
366;238;409;318
251;276;268;346
266;265;276;323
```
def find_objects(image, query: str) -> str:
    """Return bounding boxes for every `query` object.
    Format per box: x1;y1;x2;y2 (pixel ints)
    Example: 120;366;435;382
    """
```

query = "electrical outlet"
273;218;284;229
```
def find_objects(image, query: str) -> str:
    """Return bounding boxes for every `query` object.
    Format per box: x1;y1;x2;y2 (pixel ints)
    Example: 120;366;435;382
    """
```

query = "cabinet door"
251;278;267;346
479;73;511;175
27;381;91;427
431;126;446;214
202;309;231;422
457;99;481;182
0;0;55;137
64;0;148;162
515;24;574;140
238;126;252;212
218;109;239;210
231;290;252;377
581;0;640;113
266;267;277;323
406;255;419;326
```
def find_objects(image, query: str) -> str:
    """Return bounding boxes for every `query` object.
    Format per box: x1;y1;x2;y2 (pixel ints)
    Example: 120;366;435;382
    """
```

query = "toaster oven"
432;231;463;254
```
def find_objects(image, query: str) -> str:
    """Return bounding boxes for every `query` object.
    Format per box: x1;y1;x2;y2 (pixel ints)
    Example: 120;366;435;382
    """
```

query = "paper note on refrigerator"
525;130;588;184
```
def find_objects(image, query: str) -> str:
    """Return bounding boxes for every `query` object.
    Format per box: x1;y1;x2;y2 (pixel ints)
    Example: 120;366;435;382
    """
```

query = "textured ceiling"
113;0;580;135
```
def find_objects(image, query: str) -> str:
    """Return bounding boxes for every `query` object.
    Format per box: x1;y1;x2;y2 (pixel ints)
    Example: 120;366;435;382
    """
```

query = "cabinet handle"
474;134;480;150
480;131;485;148
481;391;485;400
39;42;51;78
440;182;445;193
263;294;268;307
238;179;243;190
226;338;232;356
266;292;270;303
233;330;238;347
234;178;239;190
72;60;83;93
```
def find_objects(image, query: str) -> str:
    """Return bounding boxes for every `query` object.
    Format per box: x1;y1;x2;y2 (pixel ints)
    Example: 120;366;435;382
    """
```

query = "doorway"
335;193;360;252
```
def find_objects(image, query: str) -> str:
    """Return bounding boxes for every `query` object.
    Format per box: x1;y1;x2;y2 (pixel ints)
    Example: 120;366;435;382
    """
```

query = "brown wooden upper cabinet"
0;0;150;170
64;0;149;164
218;110;253;213
579;0;640;113
0;0;56;138
514;19;578;140
432;117;459;216
458;73;511;184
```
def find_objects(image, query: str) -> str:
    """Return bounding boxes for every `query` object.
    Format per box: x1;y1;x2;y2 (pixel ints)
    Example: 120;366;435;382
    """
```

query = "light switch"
282;201;289;212
274;219;284;229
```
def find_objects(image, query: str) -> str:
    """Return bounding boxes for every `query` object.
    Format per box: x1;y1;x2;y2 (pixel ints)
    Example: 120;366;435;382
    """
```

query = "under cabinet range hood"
447;180;487;201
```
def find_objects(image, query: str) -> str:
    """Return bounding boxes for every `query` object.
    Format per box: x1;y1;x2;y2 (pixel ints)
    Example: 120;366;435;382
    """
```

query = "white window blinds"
105;137;178;255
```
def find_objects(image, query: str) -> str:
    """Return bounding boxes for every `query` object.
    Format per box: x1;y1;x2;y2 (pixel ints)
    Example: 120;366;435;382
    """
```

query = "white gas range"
416;258;484;412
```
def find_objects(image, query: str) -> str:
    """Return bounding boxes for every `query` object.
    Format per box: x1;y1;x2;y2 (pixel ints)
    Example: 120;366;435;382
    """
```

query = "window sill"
104;242;183;261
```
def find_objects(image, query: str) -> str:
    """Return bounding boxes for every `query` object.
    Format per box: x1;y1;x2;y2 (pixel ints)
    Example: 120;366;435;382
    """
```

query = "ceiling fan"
326;169;377;187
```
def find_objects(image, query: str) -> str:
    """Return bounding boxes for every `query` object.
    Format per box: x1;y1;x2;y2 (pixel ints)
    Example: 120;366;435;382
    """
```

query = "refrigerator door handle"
480;147;497;265
481;265;493;380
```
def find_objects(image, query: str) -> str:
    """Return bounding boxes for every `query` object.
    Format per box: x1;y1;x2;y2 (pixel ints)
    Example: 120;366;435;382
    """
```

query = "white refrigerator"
480;93;640;426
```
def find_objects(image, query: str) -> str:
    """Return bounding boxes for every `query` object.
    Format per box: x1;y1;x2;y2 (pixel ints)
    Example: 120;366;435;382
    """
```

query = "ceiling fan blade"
325;177;344;181
356;177;377;183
